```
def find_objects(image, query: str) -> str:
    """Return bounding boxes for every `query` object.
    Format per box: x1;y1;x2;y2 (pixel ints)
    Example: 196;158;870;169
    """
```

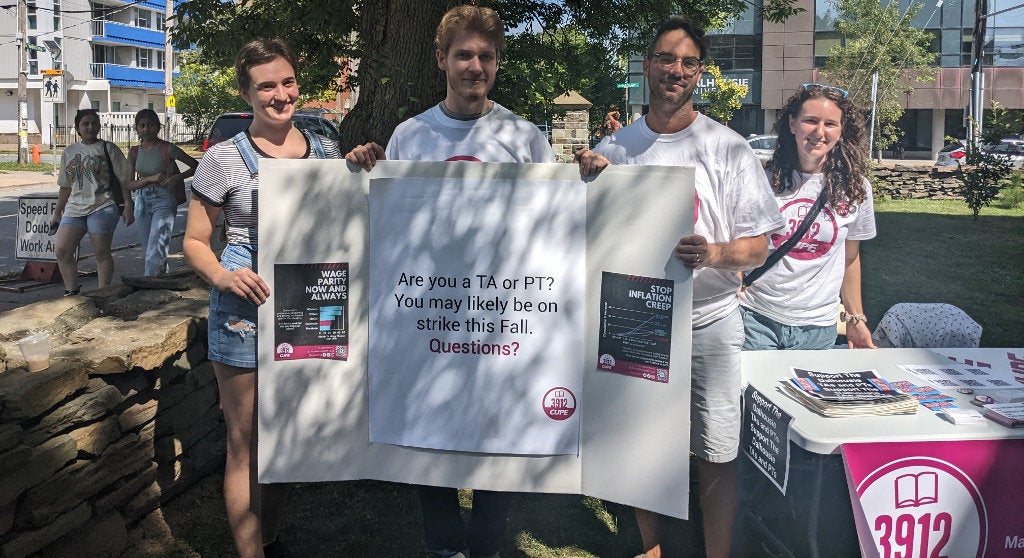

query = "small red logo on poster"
543;387;576;421
276;343;294;358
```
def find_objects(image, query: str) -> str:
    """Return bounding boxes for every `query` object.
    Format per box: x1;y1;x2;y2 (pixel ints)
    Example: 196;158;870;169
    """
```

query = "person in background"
346;6;554;558
124;108;199;276
738;84;877;350
183;38;341;558
50;108;132;296
575;16;783;558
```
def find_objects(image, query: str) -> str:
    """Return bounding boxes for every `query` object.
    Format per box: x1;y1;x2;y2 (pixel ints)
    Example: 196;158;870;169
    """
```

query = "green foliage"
172;51;250;140
0;162;54;172
821;0;937;153
173;0;358;95
982;101;1024;144
997;172;1024;209
172;0;801;146
492;27;625;128
700;63;748;125
953;139;1015;220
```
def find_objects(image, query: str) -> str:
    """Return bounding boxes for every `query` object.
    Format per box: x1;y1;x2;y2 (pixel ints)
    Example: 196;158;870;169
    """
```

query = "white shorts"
689;307;744;463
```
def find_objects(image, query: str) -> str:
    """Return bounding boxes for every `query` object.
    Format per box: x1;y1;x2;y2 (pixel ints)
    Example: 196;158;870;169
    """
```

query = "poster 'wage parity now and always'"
367;176;586;455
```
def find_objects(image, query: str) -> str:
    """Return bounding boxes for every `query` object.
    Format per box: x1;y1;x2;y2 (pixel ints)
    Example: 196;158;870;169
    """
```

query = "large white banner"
257;160;696;519
367;174;585;454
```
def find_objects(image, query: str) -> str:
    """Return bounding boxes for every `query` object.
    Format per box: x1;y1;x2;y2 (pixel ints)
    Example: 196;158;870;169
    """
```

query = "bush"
954;141;1014;220
998;172;1024;209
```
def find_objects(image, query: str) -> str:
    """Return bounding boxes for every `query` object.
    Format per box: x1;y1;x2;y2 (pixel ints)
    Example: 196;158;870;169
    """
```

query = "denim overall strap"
232;130;325;178
301;129;327;158
231;131;260;179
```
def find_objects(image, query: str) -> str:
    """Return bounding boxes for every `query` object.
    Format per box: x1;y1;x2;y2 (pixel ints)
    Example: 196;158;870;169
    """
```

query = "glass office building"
626;0;1023;156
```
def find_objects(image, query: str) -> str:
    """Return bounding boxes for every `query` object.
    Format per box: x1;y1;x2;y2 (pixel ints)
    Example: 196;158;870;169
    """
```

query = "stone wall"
551;110;590;163
870;164;961;200
0;272;222;558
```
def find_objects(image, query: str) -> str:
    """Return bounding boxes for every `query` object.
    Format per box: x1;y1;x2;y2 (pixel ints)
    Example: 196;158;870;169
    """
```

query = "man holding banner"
576;16;783;558
346;5;555;558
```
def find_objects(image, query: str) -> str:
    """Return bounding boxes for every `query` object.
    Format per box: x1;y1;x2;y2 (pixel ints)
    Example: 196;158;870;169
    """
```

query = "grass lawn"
126;476;707;558
863;198;1024;347
0;161;56;172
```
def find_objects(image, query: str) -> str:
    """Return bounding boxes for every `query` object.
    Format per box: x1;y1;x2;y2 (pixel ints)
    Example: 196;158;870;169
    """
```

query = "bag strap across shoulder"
741;184;829;290
161;141;175;177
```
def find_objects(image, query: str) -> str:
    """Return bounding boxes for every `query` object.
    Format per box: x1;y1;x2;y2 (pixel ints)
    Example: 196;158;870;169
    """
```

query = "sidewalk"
0;169;58;190
0;170;198;313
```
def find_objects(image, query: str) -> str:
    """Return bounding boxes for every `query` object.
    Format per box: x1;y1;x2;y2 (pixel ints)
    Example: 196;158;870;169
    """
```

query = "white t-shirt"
739;171;876;326
386;102;555;163
594;113;784;327
58;140;128;217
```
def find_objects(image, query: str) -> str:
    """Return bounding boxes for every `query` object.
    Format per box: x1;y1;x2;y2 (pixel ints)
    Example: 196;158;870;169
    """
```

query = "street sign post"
41;69;64;104
616;82;640;88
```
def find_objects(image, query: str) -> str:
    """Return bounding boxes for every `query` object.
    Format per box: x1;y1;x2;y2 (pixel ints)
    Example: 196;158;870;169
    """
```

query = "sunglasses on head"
802;83;849;98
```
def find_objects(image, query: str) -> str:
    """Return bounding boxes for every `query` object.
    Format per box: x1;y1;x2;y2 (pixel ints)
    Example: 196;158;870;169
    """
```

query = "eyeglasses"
802;83;849;99
650;52;703;73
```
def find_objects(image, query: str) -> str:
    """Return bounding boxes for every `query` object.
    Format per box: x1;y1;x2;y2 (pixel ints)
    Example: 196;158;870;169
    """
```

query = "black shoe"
63;287;81;297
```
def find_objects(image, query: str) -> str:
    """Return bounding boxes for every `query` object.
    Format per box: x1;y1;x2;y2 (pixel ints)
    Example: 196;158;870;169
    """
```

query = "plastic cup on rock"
17;332;51;372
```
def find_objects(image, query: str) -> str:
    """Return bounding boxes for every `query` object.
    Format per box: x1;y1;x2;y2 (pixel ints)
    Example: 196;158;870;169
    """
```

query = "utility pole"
17;0;28;164
968;0;987;142
164;0;174;140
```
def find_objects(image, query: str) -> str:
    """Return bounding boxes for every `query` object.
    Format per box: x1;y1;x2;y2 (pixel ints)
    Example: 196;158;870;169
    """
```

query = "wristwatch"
840;311;867;326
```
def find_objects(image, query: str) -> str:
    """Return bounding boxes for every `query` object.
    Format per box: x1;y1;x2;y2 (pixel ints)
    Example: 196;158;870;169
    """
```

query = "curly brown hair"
768;84;869;209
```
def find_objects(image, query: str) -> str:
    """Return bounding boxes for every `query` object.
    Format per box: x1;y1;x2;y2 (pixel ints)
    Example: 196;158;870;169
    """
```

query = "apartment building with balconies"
1;0;176;144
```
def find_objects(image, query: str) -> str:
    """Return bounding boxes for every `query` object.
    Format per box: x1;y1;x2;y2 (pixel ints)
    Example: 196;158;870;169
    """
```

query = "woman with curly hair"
738;83;877;349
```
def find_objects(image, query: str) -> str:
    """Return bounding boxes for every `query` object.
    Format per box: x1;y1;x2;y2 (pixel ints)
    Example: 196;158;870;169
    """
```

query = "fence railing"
47;121;200;149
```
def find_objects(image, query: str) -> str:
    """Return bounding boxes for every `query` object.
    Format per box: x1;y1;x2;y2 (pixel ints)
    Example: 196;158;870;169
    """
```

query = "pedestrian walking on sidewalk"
124;109;198;276
50;108;132;296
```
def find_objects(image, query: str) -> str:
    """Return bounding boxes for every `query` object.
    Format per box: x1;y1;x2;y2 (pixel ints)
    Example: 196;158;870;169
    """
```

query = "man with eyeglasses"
576;16;783;558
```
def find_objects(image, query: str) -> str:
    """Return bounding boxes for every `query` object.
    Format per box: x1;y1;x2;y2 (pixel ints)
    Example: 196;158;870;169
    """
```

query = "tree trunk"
338;0;460;152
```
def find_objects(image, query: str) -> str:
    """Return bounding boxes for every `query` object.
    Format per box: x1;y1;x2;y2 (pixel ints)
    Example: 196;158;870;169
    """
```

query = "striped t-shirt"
191;130;341;245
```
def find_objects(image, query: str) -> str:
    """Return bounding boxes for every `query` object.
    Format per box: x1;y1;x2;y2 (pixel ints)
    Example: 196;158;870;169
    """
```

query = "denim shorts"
690;307;744;463
208;243;259;368
60;203;120;234
740;306;838;350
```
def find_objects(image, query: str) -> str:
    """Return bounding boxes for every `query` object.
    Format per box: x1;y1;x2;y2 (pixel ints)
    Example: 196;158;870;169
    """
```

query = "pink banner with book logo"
842;439;1024;558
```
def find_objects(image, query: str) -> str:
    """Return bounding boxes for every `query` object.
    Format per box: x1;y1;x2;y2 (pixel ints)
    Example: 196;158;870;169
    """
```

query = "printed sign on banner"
367;175;586;455
843;439;1024;558
273;263;350;361
256;159;697;520
597;272;675;383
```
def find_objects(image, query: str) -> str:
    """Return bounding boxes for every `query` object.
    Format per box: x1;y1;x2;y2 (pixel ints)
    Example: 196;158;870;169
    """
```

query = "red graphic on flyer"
542;387;576;420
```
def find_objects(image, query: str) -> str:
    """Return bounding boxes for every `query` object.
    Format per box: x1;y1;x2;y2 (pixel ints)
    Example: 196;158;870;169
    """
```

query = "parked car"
934;141;966;167
746;134;777;164
203;112;341;151
983;138;1024;168
934;138;1024;168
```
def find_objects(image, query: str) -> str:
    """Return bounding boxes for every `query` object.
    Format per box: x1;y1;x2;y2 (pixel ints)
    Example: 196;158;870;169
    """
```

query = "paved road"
1;180;195;275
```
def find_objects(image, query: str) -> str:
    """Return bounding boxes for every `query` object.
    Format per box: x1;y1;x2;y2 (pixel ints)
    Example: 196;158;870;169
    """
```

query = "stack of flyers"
779;368;918;417
981;402;1024;428
890;380;958;412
